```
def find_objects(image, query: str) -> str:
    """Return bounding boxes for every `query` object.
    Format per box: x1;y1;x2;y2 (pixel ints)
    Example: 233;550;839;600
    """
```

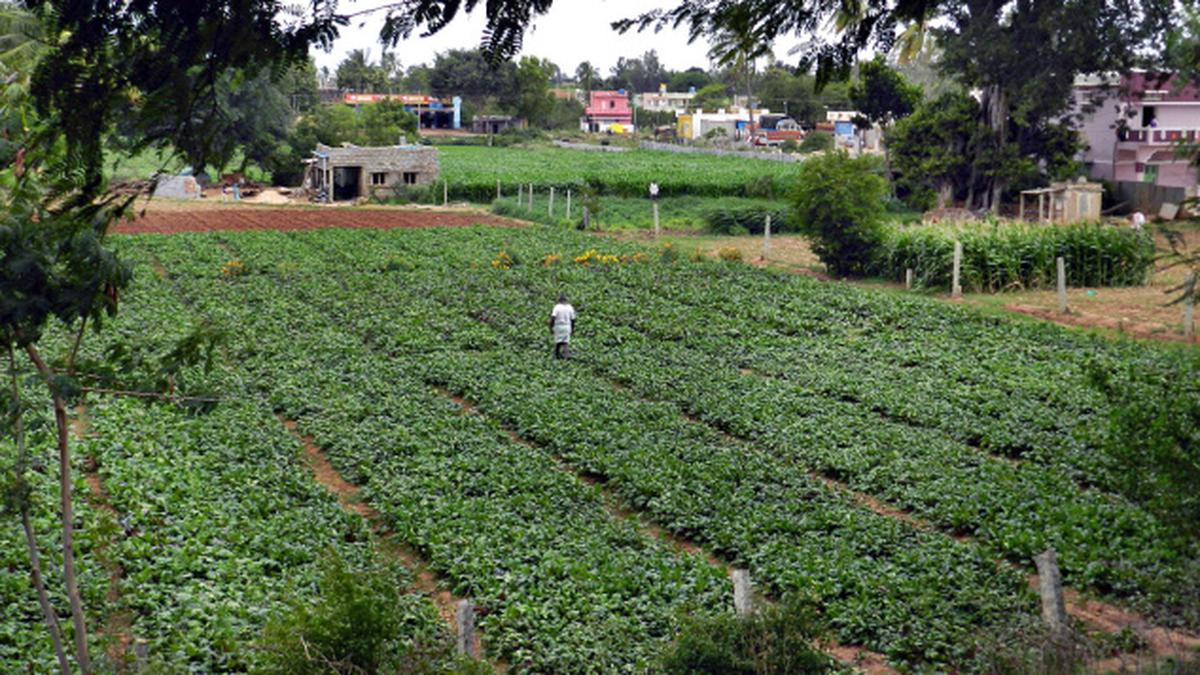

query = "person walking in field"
549;293;577;359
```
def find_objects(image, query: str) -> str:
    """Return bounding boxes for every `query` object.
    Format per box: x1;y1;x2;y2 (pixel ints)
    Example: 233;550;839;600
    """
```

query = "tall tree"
849;56;921;127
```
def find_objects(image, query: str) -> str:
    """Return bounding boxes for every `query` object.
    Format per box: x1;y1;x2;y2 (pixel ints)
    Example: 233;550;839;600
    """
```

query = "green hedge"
702;202;797;235
871;220;1155;291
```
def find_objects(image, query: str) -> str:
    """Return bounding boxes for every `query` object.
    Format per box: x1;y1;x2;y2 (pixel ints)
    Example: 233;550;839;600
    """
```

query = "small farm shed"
305;143;439;202
471;115;524;134
1019;180;1103;224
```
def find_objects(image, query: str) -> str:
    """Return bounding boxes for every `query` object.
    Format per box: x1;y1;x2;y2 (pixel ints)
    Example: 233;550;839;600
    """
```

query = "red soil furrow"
74;407;134;671
113;208;521;234
279;419;461;627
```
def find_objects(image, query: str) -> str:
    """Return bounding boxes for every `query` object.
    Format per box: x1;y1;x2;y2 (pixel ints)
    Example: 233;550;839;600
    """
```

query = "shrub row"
869;220;1154;291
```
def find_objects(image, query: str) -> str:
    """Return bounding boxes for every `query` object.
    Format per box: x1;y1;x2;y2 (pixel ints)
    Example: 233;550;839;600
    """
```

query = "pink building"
1074;72;1200;189
581;91;634;133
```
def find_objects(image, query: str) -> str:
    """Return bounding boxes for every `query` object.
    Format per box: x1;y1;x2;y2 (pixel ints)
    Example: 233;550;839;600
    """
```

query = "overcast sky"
310;0;807;79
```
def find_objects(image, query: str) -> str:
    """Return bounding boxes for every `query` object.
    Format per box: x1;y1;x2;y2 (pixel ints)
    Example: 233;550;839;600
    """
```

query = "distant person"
649;182;660;201
549;293;577;360
1131;211;1146;232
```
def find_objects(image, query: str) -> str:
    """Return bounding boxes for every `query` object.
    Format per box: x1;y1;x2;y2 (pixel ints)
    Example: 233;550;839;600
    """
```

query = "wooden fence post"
456;599;479;658
952;241;963;298
1034;550;1069;639
732;569;753;617
1056;257;1068;314
134;639;149;671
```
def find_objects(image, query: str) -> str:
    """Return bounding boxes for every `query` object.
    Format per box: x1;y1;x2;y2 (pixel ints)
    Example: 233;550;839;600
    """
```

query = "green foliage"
887;91;981;210
703;202;795;235
668;67;711;92
660;598;834;674
797;131;833;153
871;220;1155;291
1090;359;1200;540
848;56;921;125
439;145;801;202
693;83;731;110
258;550;457;674
792;152;888;275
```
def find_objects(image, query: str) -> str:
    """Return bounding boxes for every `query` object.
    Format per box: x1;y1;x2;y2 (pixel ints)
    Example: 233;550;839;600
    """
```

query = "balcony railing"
1121;128;1200;144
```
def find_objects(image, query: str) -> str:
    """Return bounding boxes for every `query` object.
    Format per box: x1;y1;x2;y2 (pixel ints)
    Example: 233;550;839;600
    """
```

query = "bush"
792;152;888;276
703;203;795;235
798;131;833;153
256;550;467;674
659;597;834;674
717;246;743;262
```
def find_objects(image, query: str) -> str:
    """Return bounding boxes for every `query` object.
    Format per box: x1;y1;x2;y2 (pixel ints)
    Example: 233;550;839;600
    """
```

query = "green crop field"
6;224;1196;672
437;145;800;201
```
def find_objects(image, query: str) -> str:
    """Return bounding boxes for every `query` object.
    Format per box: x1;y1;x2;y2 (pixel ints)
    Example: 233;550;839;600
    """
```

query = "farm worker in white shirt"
1130;211;1145;232
649;182;660;200
549;293;577;359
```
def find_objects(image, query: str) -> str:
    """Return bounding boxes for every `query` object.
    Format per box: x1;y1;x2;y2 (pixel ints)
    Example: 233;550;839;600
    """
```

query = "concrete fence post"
549;187;555;217
1185;273;1196;340
653;202;660;239
762;214;771;260
1056;257;1068;314
732;569;753;617
582;206;590;230
566;190;572;219
456;599;479;658
952;241;963;298
1034;549;1069;639
443;180;448;206
528;184;534;212
496;178;501;201
905;268;914;290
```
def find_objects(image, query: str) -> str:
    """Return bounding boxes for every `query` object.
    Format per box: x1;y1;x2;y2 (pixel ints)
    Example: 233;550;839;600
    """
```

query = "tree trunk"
984;83;1007;212
24;344;91;675
8;345;71;674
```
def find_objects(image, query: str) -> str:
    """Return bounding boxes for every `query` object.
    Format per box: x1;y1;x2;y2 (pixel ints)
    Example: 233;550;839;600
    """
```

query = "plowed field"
113;207;518;233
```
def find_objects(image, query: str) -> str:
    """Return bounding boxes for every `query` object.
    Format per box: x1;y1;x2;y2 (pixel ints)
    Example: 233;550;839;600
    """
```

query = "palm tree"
575;61;598;94
706;6;772;141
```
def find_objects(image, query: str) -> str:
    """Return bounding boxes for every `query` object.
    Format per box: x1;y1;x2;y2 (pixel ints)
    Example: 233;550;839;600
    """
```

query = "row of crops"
436;146;798;201
491;194;798;234
6;224;1194;671
872;219;1156;291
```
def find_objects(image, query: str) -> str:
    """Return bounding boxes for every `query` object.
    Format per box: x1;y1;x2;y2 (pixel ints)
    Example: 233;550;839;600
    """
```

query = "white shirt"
649;183;659;198
551;303;576;327
1131;212;1145;231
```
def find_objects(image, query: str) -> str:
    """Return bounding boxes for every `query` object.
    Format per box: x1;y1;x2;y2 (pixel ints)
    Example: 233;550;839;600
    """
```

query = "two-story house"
581;91;634;133
1074;71;1199;189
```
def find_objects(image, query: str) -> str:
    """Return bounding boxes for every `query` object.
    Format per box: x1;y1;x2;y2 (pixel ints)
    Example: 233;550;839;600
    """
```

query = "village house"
634;86;696;113
1073;71;1200;209
581;90;634;133
305;142;439;202
342;93;463;130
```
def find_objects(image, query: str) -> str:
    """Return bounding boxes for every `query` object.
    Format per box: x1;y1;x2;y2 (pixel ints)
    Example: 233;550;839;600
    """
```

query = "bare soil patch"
113;207;521;234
